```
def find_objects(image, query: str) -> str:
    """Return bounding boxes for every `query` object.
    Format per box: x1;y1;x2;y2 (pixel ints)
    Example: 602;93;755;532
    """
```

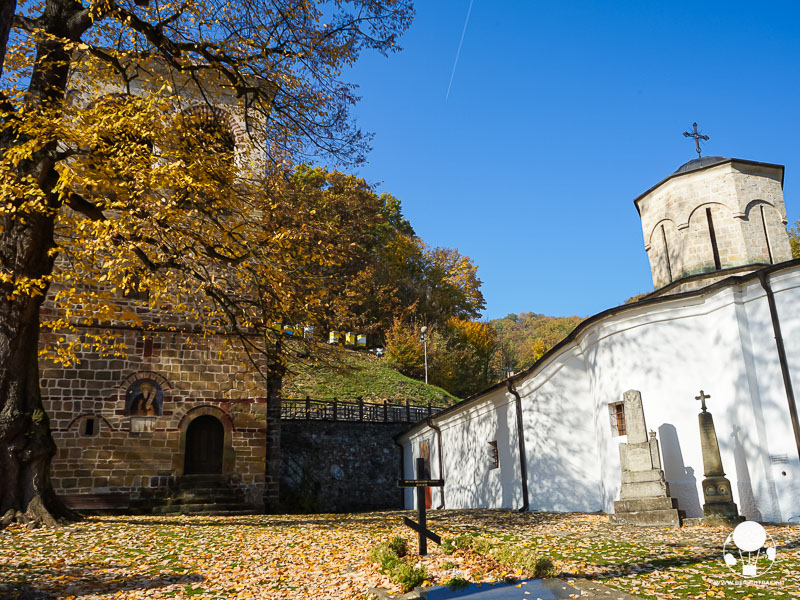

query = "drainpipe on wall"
757;271;800;462
426;416;445;509
507;381;530;512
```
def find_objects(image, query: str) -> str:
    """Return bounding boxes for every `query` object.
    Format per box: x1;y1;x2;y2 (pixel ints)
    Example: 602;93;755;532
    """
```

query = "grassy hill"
283;349;459;407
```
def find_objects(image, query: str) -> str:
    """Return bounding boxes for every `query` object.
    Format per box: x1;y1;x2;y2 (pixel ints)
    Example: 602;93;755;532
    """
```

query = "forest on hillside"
490;313;584;377
383;311;584;400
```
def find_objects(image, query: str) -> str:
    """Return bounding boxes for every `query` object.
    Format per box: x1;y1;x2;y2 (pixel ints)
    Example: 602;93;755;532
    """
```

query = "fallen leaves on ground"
0;510;797;599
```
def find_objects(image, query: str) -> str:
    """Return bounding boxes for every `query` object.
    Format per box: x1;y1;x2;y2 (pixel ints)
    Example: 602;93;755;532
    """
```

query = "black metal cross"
683;122;710;158
696;390;711;412
397;457;443;556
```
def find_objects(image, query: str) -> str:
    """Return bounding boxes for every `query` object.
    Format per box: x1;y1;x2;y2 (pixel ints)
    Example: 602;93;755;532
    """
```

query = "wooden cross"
397;457;443;556
696;390;711;412
683;122;710;159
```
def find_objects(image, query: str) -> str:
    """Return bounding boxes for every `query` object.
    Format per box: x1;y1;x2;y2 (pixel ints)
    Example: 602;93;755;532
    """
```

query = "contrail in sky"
445;0;474;100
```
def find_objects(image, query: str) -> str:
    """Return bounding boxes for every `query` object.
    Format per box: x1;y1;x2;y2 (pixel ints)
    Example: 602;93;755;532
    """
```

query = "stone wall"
41;325;269;508
42;320;416;513
280;420;407;513
636;159;792;291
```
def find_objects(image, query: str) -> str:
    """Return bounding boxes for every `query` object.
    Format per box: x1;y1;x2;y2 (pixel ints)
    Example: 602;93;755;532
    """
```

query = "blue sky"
344;1;800;320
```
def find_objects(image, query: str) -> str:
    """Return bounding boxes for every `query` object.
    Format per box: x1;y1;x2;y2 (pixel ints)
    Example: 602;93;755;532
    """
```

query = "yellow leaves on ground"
2;511;798;600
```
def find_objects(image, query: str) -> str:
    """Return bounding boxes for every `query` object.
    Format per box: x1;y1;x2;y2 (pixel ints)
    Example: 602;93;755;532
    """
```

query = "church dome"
673;155;728;174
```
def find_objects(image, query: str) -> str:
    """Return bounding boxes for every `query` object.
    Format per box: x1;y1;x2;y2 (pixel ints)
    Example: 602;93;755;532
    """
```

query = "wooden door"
419;440;432;509
185;415;224;474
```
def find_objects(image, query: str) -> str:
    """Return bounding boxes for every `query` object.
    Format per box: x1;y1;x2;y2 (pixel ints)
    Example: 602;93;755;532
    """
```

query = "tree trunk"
0;0;89;528
0;0;15;77
0;210;74;528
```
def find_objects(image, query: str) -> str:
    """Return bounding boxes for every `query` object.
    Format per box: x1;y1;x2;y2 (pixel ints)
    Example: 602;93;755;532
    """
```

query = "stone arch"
686;202;742;273
178;104;246;149
175;405;235;476
118;371;173;415
647;218;682;287
64;414;117;434
743;199;784;265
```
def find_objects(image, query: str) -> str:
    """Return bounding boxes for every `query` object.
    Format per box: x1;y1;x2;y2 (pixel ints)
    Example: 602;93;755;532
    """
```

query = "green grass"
283;349;459;407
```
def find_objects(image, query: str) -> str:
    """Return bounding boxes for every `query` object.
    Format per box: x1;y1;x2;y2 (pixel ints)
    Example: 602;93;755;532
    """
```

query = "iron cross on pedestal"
696;390;710;413
683;122;710;159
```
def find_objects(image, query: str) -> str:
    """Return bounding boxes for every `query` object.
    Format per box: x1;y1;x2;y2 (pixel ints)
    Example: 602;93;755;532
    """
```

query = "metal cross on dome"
696;390;711;413
683;122;710;159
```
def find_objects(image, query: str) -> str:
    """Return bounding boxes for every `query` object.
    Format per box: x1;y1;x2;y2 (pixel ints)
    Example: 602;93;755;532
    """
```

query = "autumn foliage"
0;0;413;524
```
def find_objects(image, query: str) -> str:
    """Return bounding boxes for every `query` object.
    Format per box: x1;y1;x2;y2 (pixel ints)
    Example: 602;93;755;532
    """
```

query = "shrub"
445;576;470;590
388;536;408;558
491;545;559;578
368;539;428;593
392;562;428;592
471;537;493;555
369;541;402;573
441;561;458;570
441;539;456;555
453;534;474;549
534;557;558;578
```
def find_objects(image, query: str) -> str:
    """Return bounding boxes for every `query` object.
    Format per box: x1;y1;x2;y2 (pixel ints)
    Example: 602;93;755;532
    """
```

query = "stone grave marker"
610;389;683;527
695;390;743;525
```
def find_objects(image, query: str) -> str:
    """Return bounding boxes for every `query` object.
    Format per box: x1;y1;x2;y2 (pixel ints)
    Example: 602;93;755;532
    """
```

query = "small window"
609;402;626;436
80;416;99;437
488;440;499;470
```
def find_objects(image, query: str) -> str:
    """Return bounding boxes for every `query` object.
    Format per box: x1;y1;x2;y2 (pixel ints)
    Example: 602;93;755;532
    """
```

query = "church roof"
673;155;728;174
633;157;785;214
396;258;800;439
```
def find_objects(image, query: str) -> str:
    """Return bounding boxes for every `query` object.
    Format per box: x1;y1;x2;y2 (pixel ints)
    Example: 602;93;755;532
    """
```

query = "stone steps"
167;490;243;503
152;502;258;515
147;476;262;516
609;508;683;528
615;497;679;513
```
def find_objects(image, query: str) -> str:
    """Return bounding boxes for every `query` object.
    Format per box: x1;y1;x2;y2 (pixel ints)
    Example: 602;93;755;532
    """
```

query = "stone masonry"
635;158;792;292
42;58;272;511
280;421;407;512
610;390;682;527
41;324;269;510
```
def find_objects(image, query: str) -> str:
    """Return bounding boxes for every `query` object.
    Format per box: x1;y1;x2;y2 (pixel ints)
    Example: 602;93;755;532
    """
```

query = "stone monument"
610;390;683;527
695;390;743;524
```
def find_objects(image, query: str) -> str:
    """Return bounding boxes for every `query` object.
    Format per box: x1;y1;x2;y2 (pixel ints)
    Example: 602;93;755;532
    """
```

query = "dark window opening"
178;111;236;184
661;224;673;282
609;402;626;436
488;440;499;470
706;207;722;270
760;205;773;264
81;416;98;437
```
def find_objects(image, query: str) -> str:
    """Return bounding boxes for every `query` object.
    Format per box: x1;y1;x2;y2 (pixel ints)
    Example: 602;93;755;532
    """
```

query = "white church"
398;155;800;524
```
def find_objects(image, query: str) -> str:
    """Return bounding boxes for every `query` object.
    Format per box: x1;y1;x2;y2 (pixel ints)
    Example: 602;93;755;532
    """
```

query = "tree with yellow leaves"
0;0;412;526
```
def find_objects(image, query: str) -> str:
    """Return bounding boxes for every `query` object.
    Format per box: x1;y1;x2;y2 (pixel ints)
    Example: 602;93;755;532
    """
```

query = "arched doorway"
184;415;224;474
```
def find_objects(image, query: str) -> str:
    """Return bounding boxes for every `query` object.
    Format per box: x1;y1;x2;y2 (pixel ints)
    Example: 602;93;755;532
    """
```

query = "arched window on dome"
176;107;236;187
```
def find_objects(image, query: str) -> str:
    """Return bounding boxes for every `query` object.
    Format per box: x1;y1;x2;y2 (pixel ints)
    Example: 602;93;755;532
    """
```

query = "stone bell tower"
634;156;793;296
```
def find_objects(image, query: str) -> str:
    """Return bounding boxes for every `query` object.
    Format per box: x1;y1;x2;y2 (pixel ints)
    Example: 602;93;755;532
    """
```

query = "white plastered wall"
399;266;800;523
401;388;522;510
